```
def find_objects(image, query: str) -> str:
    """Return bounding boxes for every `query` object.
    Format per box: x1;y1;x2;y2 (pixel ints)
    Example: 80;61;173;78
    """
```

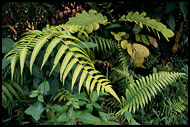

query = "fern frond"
4;14;121;103
120;11;174;41
116;72;186;115
66;11;108;33
52;88;73;102
81;35;118;54
2;80;24;108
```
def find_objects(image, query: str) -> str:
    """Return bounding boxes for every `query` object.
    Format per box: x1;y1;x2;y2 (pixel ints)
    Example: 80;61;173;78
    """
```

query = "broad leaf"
24;101;45;121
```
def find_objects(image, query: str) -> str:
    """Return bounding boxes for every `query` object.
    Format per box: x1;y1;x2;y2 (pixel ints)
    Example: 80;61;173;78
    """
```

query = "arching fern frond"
120;11;174;41
66;10;108;34
116;72;186;115
2;80;25;108
4;15;121;103
80;35;118;54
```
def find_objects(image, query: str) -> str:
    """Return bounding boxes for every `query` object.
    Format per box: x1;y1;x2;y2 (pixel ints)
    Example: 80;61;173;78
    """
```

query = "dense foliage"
2;2;188;125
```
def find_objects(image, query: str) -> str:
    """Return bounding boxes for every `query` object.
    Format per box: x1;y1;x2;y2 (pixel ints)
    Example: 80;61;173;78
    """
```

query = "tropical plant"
2;4;188;125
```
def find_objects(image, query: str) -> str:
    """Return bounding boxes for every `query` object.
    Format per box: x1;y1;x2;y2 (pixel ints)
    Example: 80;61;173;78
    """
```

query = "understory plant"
2;9;187;125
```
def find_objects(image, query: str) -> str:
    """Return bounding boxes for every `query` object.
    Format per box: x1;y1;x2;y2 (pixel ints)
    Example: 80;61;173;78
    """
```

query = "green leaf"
165;3;176;14
20;47;28;76
2;85;13;102
72;64;83;91
168;15;175;30
3;82;20;101
77;42;98;49
38;81;50;93
30;36;49;74
99;112;109;121
148;36;158;48
104;86;121;104
62;58;78;86
60;51;73;81
24;101;45;121
79;112;101;125
38;95;44;102
135;34;141;42
86;75;93;94
51;104;68;112
10;55;17;81
78;101;87;106
132;24;141;33
2;58;10;70
93;103;101;109
11;81;25;96
49;45;67;76
86;103;93;113
78;70;88;93
105;24;121;29
57;112;68;122
73;102;80;109
29;93;39;98
32;65;43;78
91;91;99;103
41;37;61;69
2;38;15;54
180;2;188;20
141;35;149;45
161;29;174;38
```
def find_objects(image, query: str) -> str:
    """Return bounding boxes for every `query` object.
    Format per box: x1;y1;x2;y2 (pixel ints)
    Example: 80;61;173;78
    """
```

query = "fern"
66;11;108;34
2;80;25;108
80;35;117;54
116;72;186;115
4;12;121;103
52;88;73;103
120;11;174;41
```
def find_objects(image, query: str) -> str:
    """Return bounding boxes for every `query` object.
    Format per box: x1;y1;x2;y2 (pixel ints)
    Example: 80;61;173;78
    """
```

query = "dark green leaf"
2;38;15;53
38;95;44;102
32;64;43;78
78;101;87;106
49;79;60;96
2;58;10;70
180;2;188;20
51;104;68;112
90;91;98;103
33;78;40;89
168;15;175;30
24;101;45;121
105;24;121;29
165;3;176;14
38;81;50;93
99;112;109;121
77;42;98;49
79;112;101;125
93;103;101;109
73;102;80;109
57;112;68;122
86;104;93;113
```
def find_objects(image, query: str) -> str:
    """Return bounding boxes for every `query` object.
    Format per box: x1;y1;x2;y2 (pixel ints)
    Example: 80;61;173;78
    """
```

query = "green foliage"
120;11;174;41
117;72;186;115
80;35;117;54
2;3;188;125
66;10;108;33
2;80;25;108
25;101;45;121
4;11;121;103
